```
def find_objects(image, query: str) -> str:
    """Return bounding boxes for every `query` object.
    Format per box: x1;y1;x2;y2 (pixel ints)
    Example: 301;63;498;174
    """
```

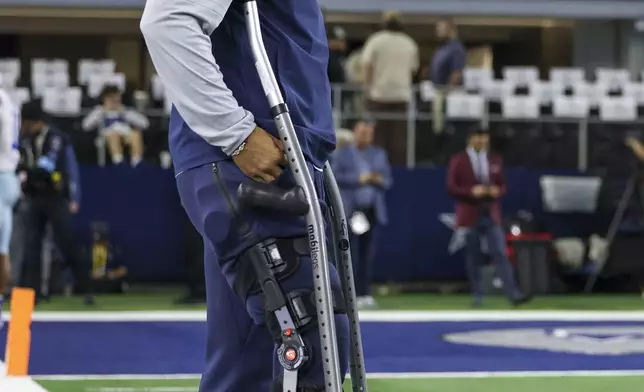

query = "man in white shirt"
361;11;419;166
0;90;21;294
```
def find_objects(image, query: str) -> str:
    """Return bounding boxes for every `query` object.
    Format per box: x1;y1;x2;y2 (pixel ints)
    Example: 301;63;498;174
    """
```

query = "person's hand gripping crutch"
233;127;287;183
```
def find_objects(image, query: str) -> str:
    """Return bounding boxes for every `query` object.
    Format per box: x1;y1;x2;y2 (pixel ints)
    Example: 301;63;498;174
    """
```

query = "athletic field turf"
2;292;643;392
33;374;644;392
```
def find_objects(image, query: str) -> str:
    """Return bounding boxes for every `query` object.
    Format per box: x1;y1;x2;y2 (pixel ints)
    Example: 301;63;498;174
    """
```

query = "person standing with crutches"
141;1;365;391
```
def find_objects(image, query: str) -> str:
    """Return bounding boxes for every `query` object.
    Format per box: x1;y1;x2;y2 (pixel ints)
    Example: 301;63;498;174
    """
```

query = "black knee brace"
235;237;346;390
235;237;346;341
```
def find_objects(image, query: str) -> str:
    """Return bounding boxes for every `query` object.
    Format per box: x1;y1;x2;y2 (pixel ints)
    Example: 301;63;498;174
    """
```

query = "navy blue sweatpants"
176;159;350;392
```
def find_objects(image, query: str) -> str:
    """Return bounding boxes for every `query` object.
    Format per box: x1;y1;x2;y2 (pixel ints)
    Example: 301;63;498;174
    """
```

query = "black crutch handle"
238;182;309;216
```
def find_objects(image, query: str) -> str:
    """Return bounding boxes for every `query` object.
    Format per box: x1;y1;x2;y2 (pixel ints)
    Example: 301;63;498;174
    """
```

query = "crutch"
584;174;637;293
241;1;366;391
324;164;368;392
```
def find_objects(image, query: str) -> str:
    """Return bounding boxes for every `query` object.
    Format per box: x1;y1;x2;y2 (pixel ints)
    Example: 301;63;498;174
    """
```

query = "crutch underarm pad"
238;182;309;215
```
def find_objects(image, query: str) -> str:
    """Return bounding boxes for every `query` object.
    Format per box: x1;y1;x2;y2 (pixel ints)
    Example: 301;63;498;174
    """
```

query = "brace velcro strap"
265;288;346;342
233;237;303;301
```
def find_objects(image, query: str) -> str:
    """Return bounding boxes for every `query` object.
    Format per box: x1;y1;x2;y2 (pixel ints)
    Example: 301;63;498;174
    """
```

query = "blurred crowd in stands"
1;10;642;173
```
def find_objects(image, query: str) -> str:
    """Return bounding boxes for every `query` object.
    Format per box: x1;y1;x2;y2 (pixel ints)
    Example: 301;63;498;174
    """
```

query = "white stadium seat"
463;68;493;91
78;59;117;85
31;71;70;98
87;72;126;98
42;87;82;115
503;66;539;86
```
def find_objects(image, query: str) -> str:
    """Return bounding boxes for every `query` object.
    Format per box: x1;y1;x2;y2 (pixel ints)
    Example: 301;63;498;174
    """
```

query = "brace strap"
233;237;306;301
265;288;346;342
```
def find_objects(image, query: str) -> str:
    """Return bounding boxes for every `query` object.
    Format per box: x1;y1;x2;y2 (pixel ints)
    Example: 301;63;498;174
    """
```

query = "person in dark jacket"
19;100;93;305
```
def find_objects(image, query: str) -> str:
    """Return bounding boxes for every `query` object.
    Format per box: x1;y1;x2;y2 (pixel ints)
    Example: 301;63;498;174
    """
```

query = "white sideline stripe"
0;361;49;392
33;374;201;381
366;370;644;379
5;310;644;322
31;370;644;382
89;388;194;392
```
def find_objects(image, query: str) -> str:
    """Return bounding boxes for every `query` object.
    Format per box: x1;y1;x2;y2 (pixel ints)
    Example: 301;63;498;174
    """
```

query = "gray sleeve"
123;109;150;130
81;106;104;131
140;0;255;155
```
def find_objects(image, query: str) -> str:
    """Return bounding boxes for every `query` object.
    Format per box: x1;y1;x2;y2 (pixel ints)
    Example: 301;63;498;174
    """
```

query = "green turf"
3;292;643;312
35;376;644;392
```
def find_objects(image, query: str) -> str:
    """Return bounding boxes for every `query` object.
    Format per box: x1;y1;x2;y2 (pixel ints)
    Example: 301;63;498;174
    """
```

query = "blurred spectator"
81;85;149;167
327;25;348;85
332;120;392;309
345;48;367;120
431;18;466;133
19;101;93;305
327;24;349;125
362;11;419;166
0;89;20;294
447;129;529;307
346;48;365;85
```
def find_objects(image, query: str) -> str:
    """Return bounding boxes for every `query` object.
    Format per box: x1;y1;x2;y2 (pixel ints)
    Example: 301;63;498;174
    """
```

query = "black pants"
21;196;91;296
350;208;378;297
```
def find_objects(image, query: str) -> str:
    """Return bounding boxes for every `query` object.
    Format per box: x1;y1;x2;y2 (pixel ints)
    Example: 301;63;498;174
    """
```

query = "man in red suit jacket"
447;129;530;307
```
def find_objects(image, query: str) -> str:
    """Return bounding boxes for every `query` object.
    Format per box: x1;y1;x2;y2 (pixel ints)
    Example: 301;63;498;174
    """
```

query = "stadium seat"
87;72;126;98
0;58;20;88
572;81;606;108
78;59;116;86
31;71;70;98
446;91;485;120
501;95;540;120
435;92;486;164
31;58;69;76
595;68;630;90
42;87;82;116
549;67;585;87
599;96;637;122
463;67;493;92
552;95;590;119
529;80;556;106
503;66;539;87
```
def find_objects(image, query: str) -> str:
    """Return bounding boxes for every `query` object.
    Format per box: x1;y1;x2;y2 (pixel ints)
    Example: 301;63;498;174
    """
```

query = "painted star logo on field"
444;326;644;355
439;213;468;255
